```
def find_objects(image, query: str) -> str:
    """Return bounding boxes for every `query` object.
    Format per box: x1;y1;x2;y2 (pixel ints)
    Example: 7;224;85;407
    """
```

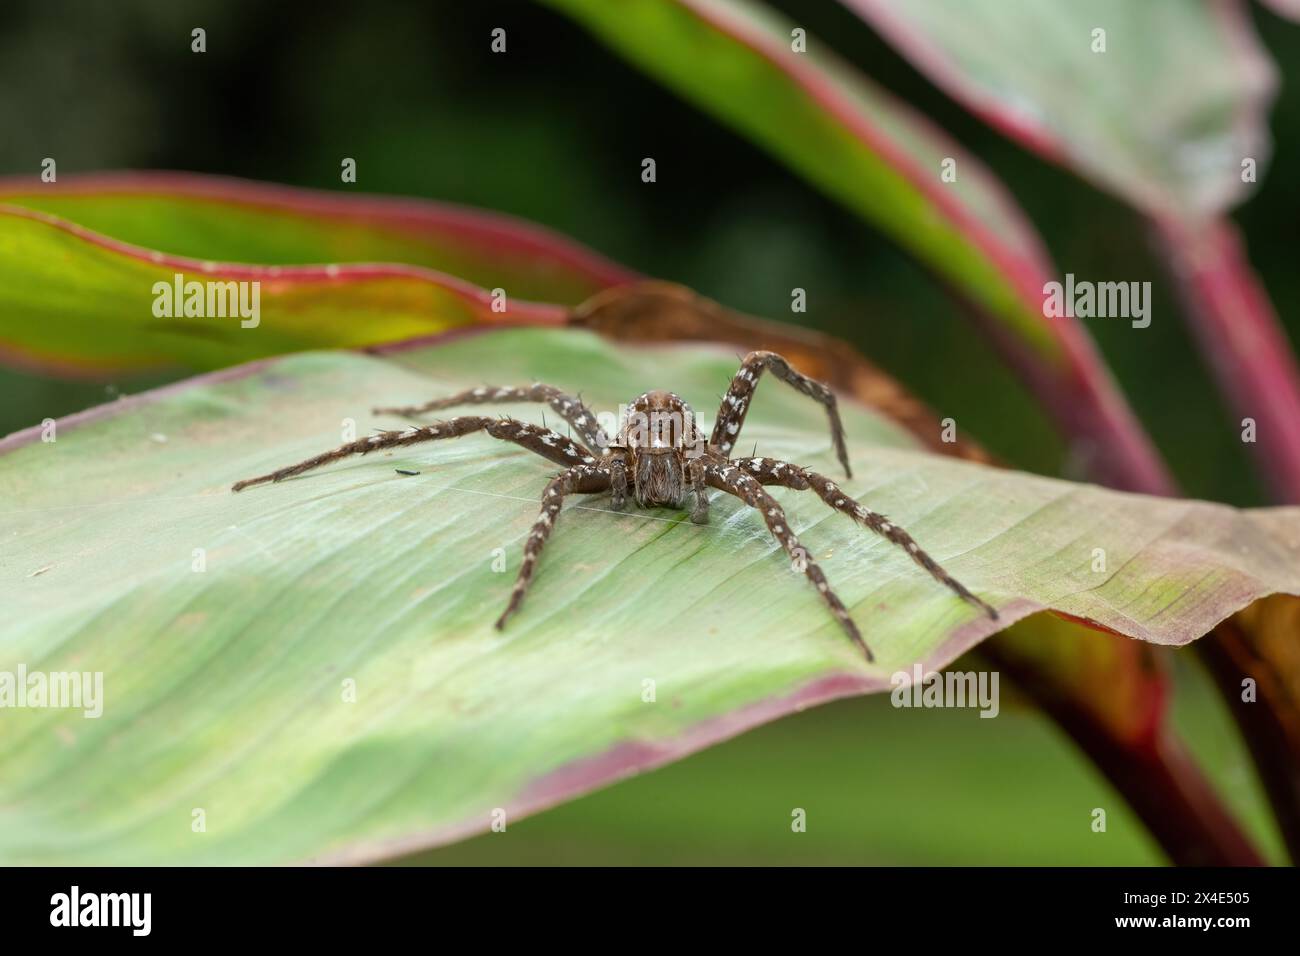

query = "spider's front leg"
687;455;710;524
231;417;595;491
496;464;611;629
608;448;629;510
373;383;609;454
710;351;851;477
732;456;997;620
705;461;873;661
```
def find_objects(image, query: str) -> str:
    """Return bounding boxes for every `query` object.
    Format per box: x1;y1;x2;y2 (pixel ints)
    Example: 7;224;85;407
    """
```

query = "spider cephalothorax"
614;389;707;515
232;351;997;661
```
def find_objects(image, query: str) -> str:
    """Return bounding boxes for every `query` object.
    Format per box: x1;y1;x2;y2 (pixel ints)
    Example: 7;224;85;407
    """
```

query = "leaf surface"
2;328;1297;865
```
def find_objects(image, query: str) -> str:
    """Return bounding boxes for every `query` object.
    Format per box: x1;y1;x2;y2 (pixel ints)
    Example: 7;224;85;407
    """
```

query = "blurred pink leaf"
842;0;1276;220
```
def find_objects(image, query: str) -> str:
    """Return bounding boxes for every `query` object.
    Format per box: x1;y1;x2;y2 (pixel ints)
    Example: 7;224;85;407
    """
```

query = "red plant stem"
1155;220;1300;860
1157;217;1300;503
982;641;1265;866
1199;616;1300;862
960;297;1178;497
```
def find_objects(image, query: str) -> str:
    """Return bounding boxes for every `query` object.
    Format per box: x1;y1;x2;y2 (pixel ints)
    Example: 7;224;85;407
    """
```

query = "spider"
231;351;996;661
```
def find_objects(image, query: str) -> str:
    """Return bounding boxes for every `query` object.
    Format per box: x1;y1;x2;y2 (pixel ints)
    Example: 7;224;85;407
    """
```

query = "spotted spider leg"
495;464;612;629
732;456;997;620
231;417;597;492
703;459;873;661
710;351;852;477
373;383;609;453
687;455;709;523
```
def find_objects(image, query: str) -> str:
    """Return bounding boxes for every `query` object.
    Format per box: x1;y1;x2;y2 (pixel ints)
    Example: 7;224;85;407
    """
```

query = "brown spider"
231;351;996;661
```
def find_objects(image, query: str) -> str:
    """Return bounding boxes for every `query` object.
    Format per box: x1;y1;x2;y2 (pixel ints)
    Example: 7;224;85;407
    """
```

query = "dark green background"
1;0;1292;863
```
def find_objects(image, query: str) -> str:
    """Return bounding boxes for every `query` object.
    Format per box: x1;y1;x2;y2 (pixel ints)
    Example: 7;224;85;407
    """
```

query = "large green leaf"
0;172;635;375
2;328;1296;865
0;172;634;304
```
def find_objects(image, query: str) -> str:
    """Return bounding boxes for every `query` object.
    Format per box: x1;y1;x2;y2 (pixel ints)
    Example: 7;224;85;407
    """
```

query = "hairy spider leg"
732;457;997;620
495;464;612;629
231;417;596;492
687;456;709;524
710;351;852;478
373;383;609;453
704;460;873;662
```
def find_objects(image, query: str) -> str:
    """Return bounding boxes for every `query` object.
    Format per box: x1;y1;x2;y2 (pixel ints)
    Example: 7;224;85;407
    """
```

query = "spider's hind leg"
733;456;997;620
687;456;709;524
496;465;611;629
705;461;873;662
